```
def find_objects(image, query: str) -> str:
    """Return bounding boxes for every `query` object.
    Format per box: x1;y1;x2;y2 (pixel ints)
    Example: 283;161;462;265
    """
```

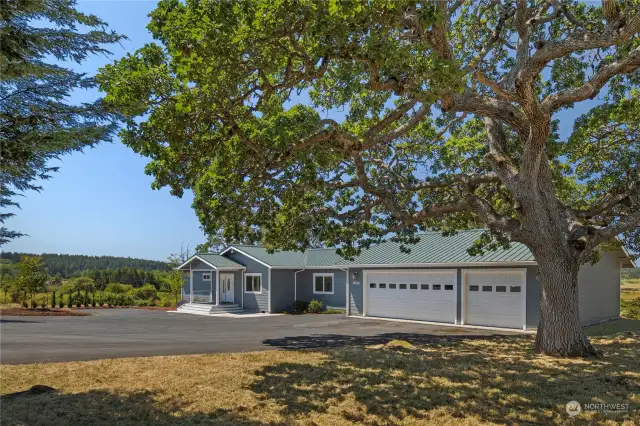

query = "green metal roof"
223;230;535;268
337;229;534;266
193;254;245;269
229;245;307;267
306;249;346;267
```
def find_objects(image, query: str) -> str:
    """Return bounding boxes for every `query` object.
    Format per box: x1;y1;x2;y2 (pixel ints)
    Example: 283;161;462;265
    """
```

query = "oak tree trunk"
533;249;597;357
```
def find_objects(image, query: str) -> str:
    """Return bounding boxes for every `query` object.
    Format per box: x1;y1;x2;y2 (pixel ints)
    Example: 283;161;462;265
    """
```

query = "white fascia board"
220;246;273;269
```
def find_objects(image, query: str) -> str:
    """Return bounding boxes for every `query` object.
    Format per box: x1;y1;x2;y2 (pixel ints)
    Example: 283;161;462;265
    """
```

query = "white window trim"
202;272;212;281
313;273;335;294
244;273;262;294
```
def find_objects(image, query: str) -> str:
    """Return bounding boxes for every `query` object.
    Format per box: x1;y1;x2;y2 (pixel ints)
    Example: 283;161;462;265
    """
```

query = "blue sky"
3;1;206;261
3;1;598;261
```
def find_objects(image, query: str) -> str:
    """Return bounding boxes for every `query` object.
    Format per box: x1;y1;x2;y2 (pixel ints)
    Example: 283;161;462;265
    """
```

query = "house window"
313;273;334;294
245;274;262;293
202;273;211;281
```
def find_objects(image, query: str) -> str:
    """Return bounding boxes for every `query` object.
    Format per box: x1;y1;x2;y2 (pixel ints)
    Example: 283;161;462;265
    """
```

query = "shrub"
30;299;38;309
307;299;324;313
105;283;134;295
294;300;309;313
134;284;157;301
52;291;56;308
22;300;28;308
622;297;640;319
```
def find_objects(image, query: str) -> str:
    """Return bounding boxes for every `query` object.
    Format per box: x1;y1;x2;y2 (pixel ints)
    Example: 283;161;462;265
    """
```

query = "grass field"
621;279;640;301
1;320;639;425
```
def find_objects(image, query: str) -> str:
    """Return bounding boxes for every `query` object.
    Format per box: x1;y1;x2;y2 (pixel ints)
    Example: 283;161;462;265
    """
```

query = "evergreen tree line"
0;252;169;278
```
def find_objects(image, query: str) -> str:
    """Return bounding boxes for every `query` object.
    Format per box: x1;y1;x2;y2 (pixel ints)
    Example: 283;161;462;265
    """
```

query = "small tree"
15;256;48;306
161;270;186;307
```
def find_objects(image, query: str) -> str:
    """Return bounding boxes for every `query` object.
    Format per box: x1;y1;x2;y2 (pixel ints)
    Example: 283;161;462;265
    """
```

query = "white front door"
220;273;235;304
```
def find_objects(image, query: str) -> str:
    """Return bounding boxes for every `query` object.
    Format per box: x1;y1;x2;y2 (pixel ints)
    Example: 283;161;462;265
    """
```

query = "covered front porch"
176;254;246;307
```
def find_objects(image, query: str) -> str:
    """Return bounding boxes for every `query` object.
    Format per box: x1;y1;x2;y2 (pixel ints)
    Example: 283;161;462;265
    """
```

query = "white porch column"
215;270;220;305
189;264;193;303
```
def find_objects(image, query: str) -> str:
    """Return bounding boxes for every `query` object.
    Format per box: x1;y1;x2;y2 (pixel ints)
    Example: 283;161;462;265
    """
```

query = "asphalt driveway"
0;309;523;364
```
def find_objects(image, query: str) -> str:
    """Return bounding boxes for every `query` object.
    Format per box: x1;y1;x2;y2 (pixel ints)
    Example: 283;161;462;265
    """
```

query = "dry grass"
621;279;640;301
2;325;639;426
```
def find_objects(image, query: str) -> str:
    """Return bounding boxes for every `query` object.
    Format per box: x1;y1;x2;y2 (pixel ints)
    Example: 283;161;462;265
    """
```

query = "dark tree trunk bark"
532;248;597;357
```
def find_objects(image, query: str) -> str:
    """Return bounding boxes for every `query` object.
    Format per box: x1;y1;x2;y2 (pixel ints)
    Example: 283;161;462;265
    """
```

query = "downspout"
215;269;220;305
267;268;272;313
189;263;193;304
338;268;348;315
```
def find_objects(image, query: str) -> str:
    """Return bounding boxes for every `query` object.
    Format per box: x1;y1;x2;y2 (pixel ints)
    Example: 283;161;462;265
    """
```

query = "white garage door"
463;270;526;329
366;270;456;323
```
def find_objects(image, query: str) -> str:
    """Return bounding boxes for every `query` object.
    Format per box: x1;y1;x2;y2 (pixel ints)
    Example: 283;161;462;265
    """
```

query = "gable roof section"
223;245;307;268
338;230;535;266
176;254;245;270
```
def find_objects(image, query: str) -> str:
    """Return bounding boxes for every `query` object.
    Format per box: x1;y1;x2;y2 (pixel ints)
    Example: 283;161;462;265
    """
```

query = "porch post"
189;264;193;303
215;270;220;305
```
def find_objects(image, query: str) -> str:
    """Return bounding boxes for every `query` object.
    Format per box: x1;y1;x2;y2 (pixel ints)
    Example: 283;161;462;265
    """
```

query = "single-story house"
176;229;635;330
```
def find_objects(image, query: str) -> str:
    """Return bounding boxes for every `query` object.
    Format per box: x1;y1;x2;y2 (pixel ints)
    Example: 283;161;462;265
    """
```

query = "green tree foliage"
100;0;640;356
0;0;125;245
15;255;48;302
0;252;169;277
161;270;186;306
105;282;134;295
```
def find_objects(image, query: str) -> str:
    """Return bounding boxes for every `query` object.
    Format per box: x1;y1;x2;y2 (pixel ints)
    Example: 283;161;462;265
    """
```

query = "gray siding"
271;269;296;312
578;251;621;325
348;267;364;316
296;269;347;309
225;252;270;312
233;270;243;305
190;259;213;270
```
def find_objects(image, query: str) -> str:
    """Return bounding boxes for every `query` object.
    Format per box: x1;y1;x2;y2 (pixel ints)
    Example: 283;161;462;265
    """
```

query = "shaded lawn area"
1;323;639;425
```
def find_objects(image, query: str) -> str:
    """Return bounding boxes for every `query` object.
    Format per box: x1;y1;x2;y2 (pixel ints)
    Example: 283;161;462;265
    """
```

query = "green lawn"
1;320;639;425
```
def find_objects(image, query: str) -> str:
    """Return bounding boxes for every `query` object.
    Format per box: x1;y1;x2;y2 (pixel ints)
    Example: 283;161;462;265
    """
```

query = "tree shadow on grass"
256;333;639;425
1;388;269;426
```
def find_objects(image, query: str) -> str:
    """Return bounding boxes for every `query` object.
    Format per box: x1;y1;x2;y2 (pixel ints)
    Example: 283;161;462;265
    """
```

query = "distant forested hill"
0;252;169;277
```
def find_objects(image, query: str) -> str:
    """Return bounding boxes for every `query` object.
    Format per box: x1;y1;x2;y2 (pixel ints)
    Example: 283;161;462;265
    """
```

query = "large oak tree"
99;0;640;356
